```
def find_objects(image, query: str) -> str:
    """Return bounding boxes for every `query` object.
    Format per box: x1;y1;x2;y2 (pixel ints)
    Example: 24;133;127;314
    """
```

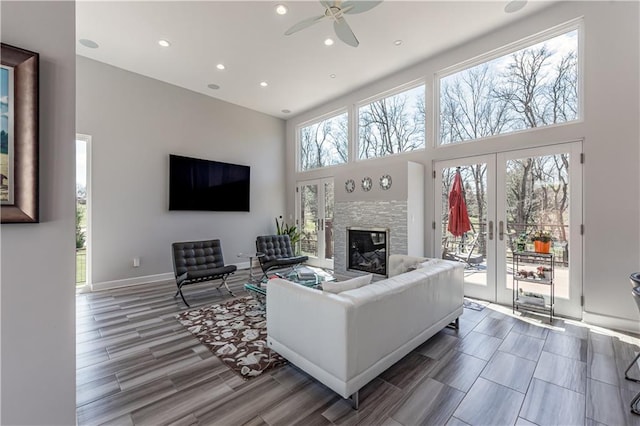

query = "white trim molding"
583;310;640;335
90;262;252;292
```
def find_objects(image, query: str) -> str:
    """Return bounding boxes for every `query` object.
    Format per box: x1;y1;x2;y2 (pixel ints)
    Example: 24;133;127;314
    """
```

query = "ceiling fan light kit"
284;0;383;47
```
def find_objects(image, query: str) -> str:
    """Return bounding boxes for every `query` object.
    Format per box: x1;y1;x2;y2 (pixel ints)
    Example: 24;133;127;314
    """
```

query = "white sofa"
266;255;464;408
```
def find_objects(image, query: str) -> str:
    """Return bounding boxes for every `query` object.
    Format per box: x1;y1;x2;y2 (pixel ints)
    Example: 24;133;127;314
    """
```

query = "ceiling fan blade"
341;0;382;14
284;14;326;35
319;0;333;9
333;17;359;47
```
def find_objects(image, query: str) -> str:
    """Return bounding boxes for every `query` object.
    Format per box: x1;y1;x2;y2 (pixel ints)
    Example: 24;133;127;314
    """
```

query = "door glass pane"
441;164;488;287
505;153;570;299
324;181;334;260
300;184;318;257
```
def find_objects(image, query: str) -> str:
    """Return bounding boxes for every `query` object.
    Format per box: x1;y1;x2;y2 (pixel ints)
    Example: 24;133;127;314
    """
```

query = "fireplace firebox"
347;227;389;276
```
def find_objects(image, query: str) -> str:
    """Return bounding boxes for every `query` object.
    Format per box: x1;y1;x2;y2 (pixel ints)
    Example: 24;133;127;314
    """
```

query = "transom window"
358;84;425;159
299;111;348;171
439;28;579;145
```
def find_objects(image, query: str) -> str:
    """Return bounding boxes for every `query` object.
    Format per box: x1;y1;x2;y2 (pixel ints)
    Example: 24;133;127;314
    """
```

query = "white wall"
286;2;640;330
0;1;76;424
77;57;286;287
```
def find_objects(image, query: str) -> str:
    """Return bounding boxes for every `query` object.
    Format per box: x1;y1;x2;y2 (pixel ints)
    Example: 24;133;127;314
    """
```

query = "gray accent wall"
1;1;76;424
77;57;286;287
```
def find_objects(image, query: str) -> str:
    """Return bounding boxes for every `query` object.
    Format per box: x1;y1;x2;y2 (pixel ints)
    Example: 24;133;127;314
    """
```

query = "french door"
296;178;334;269
435;142;583;319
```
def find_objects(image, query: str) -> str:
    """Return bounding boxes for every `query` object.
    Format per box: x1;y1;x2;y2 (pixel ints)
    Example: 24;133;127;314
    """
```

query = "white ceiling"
76;1;555;119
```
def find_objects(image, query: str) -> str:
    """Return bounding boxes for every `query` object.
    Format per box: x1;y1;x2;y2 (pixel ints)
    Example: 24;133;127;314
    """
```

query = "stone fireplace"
347;227;389;276
333;161;424;279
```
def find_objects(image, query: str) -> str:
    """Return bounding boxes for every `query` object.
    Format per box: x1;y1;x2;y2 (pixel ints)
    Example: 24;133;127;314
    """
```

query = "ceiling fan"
284;1;383;47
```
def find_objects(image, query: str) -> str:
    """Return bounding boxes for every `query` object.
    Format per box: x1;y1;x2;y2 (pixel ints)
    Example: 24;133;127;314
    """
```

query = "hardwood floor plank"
129;375;234;425
481;351;536;394
429;351;487;393
322;377;404;426
76;278;639;426
543;331;587;362
587;352;620;387
473;315;514;339
193;376;291;425
379;351;438;391
415;330;460;360
520;378;585;426
453;377;524;426
533;351;586;394
586;378;637;426
390;377;465;426
260;380;337;425
456;331;502;361
498;331;545;362
76;378;177;425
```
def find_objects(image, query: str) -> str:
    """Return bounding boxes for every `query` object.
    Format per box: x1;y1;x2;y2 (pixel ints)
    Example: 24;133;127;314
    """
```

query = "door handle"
320;218;324;231
499;221;504;241
488;221;494;240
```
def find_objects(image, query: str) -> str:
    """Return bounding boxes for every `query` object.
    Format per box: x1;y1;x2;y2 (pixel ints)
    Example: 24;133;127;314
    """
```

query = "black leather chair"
171;239;236;307
255;235;308;276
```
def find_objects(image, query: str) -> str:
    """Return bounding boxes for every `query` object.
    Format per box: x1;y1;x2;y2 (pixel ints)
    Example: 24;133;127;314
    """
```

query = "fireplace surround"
347;227;389;276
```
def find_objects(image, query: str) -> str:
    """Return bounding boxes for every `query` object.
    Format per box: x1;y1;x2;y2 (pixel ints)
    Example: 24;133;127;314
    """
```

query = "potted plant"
516;232;528;252
530;230;552;254
275;216;302;254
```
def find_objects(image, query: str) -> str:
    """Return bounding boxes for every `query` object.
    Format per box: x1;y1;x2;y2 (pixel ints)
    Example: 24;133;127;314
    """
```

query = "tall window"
440;29;579;145
299;111;348;171
358;84;425;159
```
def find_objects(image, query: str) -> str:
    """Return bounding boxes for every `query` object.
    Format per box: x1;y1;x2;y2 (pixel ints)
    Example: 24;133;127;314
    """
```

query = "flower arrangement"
530;230;552;243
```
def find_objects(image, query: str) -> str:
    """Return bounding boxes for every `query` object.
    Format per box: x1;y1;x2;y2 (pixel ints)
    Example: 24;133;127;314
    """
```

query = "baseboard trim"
583;310;640;334
91;273;175;291
90;262;251;292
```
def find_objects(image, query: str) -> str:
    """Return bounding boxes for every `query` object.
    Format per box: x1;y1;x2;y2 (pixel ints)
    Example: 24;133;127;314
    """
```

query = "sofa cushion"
322;274;372;294
388;255;429;277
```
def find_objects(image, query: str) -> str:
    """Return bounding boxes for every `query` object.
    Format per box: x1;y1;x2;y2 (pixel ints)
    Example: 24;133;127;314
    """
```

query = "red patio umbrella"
447;168;472;237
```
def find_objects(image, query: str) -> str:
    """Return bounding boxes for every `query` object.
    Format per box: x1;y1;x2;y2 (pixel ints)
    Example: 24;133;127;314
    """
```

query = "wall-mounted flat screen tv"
169;154;250;212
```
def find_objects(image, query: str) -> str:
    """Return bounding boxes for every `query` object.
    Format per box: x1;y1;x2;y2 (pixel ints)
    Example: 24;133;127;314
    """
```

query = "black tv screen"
169;154;250;212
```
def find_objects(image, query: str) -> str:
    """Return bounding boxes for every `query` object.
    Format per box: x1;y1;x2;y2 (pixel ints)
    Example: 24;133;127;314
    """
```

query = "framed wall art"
1;43;39;223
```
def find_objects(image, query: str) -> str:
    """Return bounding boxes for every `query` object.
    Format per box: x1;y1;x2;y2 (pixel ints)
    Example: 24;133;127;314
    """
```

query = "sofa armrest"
266;278;355;381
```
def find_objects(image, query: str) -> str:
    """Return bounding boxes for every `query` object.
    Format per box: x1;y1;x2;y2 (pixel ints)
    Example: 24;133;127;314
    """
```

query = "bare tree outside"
440;29;578;145
439;29;578;263
358;85;425;159
299;112;348;171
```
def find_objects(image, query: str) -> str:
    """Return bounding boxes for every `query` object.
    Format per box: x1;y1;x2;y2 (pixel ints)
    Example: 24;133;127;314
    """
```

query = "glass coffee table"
244;266;335;308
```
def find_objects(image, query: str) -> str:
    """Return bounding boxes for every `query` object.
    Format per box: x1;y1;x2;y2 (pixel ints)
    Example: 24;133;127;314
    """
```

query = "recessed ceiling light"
275;4;288;15
394;39;403;46
504;0;527;13
207;83;220;90
330;74;336;79
79;39;99;49
158;39;171;47
324;38;334;46
260;81;268;87
281;109;291;114
216;64;225;70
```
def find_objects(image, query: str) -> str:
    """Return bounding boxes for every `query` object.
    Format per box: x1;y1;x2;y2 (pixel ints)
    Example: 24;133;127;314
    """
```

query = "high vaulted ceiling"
76;1;555;119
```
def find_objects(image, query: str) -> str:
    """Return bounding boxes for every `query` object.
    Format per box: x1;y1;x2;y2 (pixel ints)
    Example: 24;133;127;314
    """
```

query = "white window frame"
296;108;350;173
355;79;427;162
434;18;584;148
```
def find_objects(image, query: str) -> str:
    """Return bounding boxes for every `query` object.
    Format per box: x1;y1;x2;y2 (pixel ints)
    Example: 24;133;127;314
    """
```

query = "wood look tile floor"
77;272;640;425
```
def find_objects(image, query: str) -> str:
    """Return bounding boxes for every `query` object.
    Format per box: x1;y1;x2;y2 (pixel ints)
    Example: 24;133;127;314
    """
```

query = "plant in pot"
275;216;302;254
530;230;552;254
516;232;528;252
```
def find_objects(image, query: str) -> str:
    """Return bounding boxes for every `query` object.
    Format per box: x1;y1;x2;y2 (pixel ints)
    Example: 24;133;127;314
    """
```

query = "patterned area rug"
176;297;287;379
463;297;490;311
